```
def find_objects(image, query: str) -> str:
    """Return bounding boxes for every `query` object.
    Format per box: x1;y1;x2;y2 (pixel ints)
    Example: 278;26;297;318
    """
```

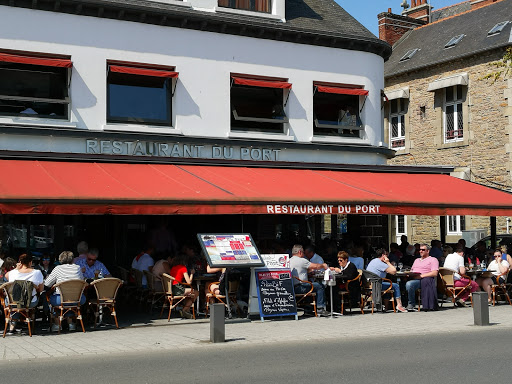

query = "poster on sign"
255;269;297;319
260;254;290;269
196;233;265;268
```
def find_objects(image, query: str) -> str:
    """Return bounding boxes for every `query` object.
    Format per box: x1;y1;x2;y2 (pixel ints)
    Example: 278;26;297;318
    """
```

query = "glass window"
0;62;69;119
218;0;271;13
231;83;287;133
447;215;465;235
389;98;407;149
313;90;363;137
107;70;172;126
444;85;464;143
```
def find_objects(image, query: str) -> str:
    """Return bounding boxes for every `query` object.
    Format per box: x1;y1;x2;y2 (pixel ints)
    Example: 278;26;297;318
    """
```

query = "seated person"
290;244;329;316
75;248;111;281
331;251;361;309
405;244;439;311
304;245;325;273
443;247;480;306
366;249;407;313
348;245;365;270
44;251;86;332
388;243;403;265
35;254;54;279
476;248;510;302
131;245;155;288
401;244;418;268
169;254;199;319
206;265;227;296
0;257;16;283
5;254;44;335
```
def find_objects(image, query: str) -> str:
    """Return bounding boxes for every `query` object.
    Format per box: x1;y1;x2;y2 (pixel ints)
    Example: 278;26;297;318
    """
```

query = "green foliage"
480;47;512;83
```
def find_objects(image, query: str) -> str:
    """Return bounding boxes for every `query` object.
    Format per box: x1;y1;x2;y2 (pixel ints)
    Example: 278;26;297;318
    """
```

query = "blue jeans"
382;282;401;299
294;282;325;309
406;279;421;306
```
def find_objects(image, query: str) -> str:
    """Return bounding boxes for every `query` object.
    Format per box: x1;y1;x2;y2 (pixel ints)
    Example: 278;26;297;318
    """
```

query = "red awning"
232;76;292;89
109;65;179;78
0;52;72;68
316;86;368;96
1;160;512;216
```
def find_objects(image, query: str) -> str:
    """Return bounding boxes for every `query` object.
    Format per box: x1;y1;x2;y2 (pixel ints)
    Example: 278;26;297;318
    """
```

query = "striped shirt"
44;264;84;289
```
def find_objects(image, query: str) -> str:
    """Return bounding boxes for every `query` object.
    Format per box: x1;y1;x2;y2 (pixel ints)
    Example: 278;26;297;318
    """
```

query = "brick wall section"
378;12;425;46
385;48;511;242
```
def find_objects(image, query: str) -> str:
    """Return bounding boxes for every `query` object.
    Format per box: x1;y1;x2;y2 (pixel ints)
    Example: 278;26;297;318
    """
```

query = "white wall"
0;6;386;163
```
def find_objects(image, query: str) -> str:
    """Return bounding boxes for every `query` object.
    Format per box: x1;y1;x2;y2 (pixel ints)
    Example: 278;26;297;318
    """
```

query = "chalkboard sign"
255;269;297;319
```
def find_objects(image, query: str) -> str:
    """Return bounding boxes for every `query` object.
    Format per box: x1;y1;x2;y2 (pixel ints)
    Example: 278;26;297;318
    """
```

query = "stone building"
380;0;512;245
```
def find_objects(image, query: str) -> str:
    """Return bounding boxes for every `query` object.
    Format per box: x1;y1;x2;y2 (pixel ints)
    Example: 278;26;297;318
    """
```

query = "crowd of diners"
1;232;510;335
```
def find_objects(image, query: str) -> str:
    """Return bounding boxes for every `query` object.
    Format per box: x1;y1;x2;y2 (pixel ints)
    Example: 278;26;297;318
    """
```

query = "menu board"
197;233;265;268
255;269;297;318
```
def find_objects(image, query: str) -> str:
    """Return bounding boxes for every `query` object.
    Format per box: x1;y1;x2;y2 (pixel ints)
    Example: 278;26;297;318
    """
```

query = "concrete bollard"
473;291;489;326
210;303;225;343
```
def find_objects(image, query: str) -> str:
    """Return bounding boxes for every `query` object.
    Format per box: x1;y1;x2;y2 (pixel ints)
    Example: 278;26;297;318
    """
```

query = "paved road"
1;329;509;384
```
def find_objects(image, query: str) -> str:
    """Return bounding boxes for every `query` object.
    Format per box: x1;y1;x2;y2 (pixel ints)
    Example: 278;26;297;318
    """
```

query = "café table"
464;269;493;281
312;271;345;317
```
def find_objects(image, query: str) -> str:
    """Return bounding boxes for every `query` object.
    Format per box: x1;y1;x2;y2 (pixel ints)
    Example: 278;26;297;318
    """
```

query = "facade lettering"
267;204;381;215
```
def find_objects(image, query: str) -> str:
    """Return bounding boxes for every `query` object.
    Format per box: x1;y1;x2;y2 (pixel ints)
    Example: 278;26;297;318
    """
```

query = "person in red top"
169;254;198;319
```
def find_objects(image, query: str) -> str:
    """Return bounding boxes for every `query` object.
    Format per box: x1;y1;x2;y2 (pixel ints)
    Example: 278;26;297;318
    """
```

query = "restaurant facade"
1;0;512;270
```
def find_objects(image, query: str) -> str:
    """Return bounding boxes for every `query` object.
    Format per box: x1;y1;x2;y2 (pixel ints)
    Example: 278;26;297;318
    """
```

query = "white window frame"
395;215;407;243
389;98;407;150
443;85;464;143
447;215;465;236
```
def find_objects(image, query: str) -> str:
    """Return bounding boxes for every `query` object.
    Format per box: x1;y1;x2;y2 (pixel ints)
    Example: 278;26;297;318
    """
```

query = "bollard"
473;291;489;326
210;303;225;343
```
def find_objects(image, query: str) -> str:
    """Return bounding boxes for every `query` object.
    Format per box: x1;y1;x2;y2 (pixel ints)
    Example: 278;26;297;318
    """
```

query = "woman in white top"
44;251;85;332
476;248;510;302
5;253;44;334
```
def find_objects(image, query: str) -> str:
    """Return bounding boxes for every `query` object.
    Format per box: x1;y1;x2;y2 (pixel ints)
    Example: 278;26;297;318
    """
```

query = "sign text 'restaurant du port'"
267;204;381;214
86;140;281;161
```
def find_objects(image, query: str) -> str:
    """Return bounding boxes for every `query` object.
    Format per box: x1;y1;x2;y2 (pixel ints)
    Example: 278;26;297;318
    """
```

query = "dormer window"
444;34;464;49
218;0;271;13
399;49;419;62
488;21;509;36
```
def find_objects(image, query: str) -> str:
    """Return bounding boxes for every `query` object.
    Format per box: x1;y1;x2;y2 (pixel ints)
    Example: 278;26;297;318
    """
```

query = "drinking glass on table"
398;262;403;272
94;269;100;279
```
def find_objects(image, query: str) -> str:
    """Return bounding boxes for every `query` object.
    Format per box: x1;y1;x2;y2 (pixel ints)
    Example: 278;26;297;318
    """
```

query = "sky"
337;1;464;37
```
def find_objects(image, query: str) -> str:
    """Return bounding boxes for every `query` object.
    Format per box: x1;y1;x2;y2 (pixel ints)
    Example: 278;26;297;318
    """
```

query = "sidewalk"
1;305;511;361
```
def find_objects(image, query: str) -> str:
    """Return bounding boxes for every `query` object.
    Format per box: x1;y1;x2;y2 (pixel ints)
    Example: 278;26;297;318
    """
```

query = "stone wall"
385;48;511;239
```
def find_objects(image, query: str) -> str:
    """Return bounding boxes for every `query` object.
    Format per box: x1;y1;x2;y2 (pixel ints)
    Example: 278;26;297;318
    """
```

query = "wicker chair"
338;271;364;315
0;281;36;337
131;268;148;307
160;273;196;321
438;267;473;307
143;270;165;312
89;278;123;328
292;277;317;317
205;280;240;317
491;272;512;306
361;270;396;314
49;279;88;334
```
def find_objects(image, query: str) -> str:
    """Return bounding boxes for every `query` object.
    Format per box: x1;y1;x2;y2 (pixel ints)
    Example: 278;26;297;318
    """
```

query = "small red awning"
1;160;512;216
0;52;72;68
316;86;368;96
232;76;292;89
109;65;179;78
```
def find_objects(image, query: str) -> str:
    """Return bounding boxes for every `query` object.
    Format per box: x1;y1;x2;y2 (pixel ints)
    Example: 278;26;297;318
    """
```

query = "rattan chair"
438;267;473;307
361;270;396;313
143;270;165;312
292;276;317;317
89;277;123;328
160;273;196;321
491;272;512;306
49;279;88;334
0;281;36;337
338;271;364;315
205;280;240;317
131;268;148;307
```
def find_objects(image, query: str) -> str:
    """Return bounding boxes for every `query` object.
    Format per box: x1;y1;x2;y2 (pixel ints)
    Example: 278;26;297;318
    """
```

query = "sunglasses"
419;249;427;252
42;258;50;261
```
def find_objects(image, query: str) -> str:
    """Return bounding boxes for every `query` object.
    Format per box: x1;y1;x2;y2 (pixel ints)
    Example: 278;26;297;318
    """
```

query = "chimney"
378;9;426;46
470;0;498;10
402;0;432;23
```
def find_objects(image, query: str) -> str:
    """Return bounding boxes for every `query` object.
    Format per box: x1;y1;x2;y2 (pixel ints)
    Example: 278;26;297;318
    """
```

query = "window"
395;215;407;243
107;63;178;126
447;215;465;235
313;83;367;137
444;85;464;143
0;52;71;119
445;34;464;49
218;0;271;13
389;98;407;149
230;74;290;133
399;49;419;62
488;21;509;36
